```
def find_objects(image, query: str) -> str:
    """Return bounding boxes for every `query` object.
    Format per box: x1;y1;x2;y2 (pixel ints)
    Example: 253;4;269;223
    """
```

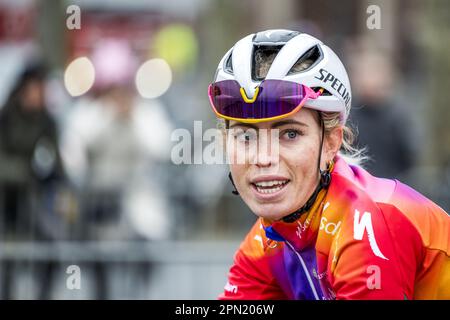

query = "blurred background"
0;0;448;299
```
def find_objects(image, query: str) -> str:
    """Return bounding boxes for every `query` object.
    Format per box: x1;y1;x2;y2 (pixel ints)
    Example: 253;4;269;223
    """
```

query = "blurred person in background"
0;62;66;299
346;46;419;180
60;39;174;298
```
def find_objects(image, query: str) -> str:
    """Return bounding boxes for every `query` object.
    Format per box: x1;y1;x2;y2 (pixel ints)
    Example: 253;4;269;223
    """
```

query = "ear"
324;126;343;164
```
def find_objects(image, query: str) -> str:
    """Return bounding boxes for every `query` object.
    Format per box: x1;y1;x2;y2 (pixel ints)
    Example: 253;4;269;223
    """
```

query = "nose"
256;150;272;167
253;129;279;168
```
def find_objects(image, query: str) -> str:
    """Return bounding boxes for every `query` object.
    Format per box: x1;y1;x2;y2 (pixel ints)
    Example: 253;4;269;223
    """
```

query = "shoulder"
327;164;449;262
322;171;423;264
327;168;435;246
332;157;449;242
323;173;449;299
388;180;450;253
389;179;446;215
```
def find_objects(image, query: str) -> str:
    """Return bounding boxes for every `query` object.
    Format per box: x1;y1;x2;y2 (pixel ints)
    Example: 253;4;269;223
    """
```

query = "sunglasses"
208;79;322;123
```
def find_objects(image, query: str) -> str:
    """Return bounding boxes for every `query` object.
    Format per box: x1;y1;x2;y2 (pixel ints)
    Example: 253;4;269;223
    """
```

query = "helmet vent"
288;45;323;75
224;51;234;74
252;45;283;81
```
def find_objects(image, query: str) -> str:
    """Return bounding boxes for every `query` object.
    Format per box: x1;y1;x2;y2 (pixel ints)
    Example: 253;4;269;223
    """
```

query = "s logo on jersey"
353;210;389;260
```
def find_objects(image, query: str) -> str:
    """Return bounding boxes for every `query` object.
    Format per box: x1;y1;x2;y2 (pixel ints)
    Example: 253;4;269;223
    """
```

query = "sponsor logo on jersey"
320;217;342;236
353;210;388;260
295;216;313;240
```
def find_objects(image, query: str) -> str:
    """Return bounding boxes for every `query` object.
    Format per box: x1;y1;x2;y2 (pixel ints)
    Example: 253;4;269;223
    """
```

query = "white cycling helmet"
213;29;352;124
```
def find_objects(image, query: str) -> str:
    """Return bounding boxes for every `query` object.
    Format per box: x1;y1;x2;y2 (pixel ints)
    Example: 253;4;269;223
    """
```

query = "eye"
235;129;257;142
281;129;301;140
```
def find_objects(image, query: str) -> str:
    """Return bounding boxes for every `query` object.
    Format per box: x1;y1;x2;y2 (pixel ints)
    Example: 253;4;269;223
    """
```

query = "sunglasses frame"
208;80;322;124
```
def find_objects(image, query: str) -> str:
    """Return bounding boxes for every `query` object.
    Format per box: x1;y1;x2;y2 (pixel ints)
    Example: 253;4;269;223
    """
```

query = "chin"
241;178;301;221
249;202;293;221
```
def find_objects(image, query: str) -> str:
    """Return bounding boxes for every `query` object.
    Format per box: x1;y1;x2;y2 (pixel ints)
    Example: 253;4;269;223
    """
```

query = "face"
227;108;341;221
20;80;45;111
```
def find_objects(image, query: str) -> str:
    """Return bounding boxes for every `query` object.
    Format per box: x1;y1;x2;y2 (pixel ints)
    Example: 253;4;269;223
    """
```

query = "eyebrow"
229;123;259;130
271;119;309;129
229;119;309;130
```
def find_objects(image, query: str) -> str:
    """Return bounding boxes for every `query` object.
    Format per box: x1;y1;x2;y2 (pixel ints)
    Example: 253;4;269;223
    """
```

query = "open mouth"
251;180;290;194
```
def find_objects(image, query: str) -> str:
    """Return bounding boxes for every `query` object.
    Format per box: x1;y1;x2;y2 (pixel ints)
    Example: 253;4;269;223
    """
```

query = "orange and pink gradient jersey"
220;156;450;300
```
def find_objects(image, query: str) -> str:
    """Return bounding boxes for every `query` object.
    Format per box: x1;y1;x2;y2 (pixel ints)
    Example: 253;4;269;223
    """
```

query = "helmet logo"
315;68;351;107
240;87;260;103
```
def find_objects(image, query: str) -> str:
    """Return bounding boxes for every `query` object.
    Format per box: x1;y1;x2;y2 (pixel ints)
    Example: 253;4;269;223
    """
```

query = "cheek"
229;163;248;194
226;137;249;187
280;140;319;179
226;136;243;163
229;163;245;176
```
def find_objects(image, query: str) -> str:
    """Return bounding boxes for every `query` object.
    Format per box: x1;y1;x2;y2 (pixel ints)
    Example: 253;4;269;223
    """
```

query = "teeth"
256;185;284;194
254;180;288;188
254;180;289;194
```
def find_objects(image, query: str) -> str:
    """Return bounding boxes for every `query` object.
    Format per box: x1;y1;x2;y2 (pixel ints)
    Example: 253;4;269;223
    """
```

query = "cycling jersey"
219;156;450;300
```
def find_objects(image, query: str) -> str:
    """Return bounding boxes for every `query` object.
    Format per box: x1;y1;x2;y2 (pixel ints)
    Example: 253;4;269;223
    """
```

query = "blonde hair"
320;111;368;166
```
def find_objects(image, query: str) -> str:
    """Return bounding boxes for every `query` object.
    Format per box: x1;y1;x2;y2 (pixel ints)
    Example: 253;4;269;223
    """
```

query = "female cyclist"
208;29;450;300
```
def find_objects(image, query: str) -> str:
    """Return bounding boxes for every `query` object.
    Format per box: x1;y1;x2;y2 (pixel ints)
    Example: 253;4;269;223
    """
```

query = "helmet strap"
228;172;239;195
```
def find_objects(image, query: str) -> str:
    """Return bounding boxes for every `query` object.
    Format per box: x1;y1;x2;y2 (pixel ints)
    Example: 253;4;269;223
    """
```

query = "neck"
282;161;333;223
262;187;329;251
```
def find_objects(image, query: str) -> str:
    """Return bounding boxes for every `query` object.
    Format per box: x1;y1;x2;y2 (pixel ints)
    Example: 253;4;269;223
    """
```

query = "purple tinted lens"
210;80;306;119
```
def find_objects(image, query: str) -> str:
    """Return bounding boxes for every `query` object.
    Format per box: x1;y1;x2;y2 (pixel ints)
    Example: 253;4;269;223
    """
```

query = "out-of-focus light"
64;57;95;97
91;39;137;89
153;24;198;72
135;58;172;99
